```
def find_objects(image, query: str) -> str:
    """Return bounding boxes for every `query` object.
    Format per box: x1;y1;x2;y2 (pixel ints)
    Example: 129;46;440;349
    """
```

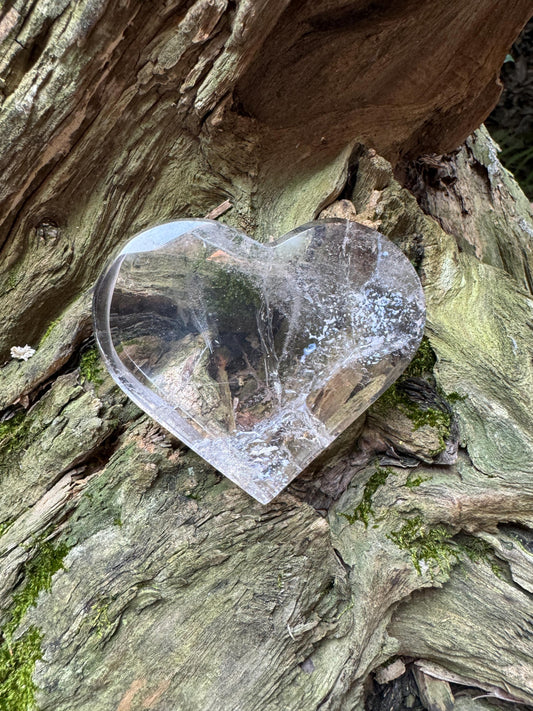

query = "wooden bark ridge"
0;1;532;710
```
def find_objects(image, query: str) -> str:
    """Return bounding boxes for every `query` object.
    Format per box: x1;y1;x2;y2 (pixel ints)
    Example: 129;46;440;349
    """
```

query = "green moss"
455;536;504;578
38;319;61;347
0;540;69;710
445;391;467;404
207;267;262;320
0;521;13;538
374;337;454;455
388;520;503;579
405;472;431;488
380;386;450;437
408;406;450;432
0;412;25;440
89;599;112;639
375;383;402;410
387;516;458;575
404;337;436;378
377;384;451;455
79;348;103;385
0;627;42;711
455;536;491;563
8;542;69;635
379;384;450;433
0;412;30;456
339;466;392;527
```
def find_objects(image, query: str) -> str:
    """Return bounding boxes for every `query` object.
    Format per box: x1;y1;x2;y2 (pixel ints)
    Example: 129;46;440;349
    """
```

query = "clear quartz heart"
93;218;425;503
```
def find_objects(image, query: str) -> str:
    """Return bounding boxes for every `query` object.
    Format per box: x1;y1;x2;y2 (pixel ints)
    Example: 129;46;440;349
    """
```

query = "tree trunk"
0;2;532;710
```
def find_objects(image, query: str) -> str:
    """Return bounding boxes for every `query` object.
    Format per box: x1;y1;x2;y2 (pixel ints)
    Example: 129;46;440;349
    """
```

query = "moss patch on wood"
88;598;113;640
0;412;30;456
0;520;13;538
339;465;393;527
8;542;69;634
79;348;103;385
455;535;505;578
404;471;432;488
404;337;436;378
387;517;501;578
0;540;69;710
377;384;452;456
387;516;457;575
370;338;455;456
445;391;467;404
38;318;61;347
0;627;43;711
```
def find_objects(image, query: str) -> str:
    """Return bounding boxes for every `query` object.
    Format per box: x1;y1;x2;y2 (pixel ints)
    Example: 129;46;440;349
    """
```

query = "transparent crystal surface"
93;218;425;503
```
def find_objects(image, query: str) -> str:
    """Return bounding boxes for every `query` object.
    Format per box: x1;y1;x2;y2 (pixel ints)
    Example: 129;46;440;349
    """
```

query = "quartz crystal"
93;219;425;503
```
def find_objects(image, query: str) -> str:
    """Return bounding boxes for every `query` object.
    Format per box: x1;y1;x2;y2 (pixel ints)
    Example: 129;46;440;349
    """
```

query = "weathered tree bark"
0;1;532;710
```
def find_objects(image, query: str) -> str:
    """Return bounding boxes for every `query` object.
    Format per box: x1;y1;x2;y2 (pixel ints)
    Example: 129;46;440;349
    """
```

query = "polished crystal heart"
93;218;425;503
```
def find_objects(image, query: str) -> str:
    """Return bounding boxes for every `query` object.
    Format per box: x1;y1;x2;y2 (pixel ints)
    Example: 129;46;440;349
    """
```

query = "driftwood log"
0;1;532;709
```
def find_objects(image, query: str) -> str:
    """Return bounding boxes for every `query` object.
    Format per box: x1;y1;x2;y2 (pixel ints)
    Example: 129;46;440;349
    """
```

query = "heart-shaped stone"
93;218;425;503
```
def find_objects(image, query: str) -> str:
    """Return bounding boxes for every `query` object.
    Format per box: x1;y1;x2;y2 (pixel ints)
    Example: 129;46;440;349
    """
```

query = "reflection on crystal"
93;218;425;503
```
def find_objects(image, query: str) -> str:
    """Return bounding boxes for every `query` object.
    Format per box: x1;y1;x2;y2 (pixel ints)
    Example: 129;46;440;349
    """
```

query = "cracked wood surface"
0;0;531;359
0;1;532;710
